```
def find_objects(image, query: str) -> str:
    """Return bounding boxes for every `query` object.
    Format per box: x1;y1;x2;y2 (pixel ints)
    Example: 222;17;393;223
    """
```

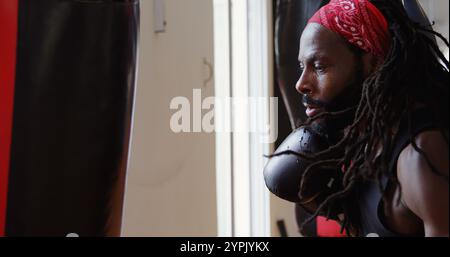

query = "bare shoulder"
396;130;449;236
397;130;449;179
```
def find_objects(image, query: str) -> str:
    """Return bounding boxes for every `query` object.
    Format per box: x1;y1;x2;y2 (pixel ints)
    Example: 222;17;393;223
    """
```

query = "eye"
299;63;305;72
314;63;326;72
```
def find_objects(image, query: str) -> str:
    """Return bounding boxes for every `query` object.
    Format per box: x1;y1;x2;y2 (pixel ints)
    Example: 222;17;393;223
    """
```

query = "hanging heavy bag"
0;0;139;236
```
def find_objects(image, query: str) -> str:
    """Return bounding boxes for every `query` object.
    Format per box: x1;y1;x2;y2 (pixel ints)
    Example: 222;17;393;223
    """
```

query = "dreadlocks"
271;0;449;236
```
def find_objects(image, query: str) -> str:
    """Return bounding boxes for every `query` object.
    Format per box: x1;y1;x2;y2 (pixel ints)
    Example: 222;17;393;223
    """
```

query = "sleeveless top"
356;108;439;237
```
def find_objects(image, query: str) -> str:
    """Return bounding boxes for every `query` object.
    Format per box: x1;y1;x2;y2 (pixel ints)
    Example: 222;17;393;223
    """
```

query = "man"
294;0;448;236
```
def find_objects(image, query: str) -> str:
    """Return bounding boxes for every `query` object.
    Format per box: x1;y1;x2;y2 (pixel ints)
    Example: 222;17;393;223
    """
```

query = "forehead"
299;23;351;62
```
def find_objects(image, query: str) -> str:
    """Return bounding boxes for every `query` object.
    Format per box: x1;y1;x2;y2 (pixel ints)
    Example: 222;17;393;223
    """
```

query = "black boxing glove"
263;125;343;212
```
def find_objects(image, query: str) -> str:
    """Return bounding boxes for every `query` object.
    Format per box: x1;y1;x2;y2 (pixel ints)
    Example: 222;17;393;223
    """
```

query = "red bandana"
308;0;391;59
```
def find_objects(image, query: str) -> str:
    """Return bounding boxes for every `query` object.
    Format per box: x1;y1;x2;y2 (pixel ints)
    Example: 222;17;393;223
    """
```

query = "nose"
295;70;313;96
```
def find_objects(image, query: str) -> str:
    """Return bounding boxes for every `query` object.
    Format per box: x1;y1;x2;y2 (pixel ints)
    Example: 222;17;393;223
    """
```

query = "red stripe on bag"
0;0;19;236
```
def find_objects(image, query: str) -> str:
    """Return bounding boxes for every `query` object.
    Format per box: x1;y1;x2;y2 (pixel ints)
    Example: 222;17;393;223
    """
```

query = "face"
297;23;365;118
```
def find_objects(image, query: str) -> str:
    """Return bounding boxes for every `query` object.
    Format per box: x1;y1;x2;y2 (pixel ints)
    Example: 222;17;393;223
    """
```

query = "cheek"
316;71;352;103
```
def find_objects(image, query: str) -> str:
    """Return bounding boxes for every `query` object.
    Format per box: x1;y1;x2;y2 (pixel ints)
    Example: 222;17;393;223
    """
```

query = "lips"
304;105;323;118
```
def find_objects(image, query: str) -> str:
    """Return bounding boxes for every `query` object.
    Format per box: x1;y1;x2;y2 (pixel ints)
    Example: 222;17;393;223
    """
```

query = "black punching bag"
0;0;139;236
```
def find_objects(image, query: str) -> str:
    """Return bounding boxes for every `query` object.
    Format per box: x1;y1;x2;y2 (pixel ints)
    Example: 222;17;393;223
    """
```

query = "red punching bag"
0;0;139;236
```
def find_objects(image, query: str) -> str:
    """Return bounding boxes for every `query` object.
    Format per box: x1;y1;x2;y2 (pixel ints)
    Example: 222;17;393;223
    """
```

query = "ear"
361;53;380;77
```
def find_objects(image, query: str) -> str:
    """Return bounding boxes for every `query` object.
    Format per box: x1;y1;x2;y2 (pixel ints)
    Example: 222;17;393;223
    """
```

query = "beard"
303;71;365;145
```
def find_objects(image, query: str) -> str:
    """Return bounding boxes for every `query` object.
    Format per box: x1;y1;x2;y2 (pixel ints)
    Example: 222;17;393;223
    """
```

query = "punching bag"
0;0;139;236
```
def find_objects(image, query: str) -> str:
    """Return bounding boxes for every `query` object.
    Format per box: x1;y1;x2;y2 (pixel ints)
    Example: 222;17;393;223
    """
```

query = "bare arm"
397;130;449;237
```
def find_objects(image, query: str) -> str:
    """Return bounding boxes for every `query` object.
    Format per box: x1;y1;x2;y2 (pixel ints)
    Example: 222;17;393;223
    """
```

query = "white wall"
121;0;217;236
